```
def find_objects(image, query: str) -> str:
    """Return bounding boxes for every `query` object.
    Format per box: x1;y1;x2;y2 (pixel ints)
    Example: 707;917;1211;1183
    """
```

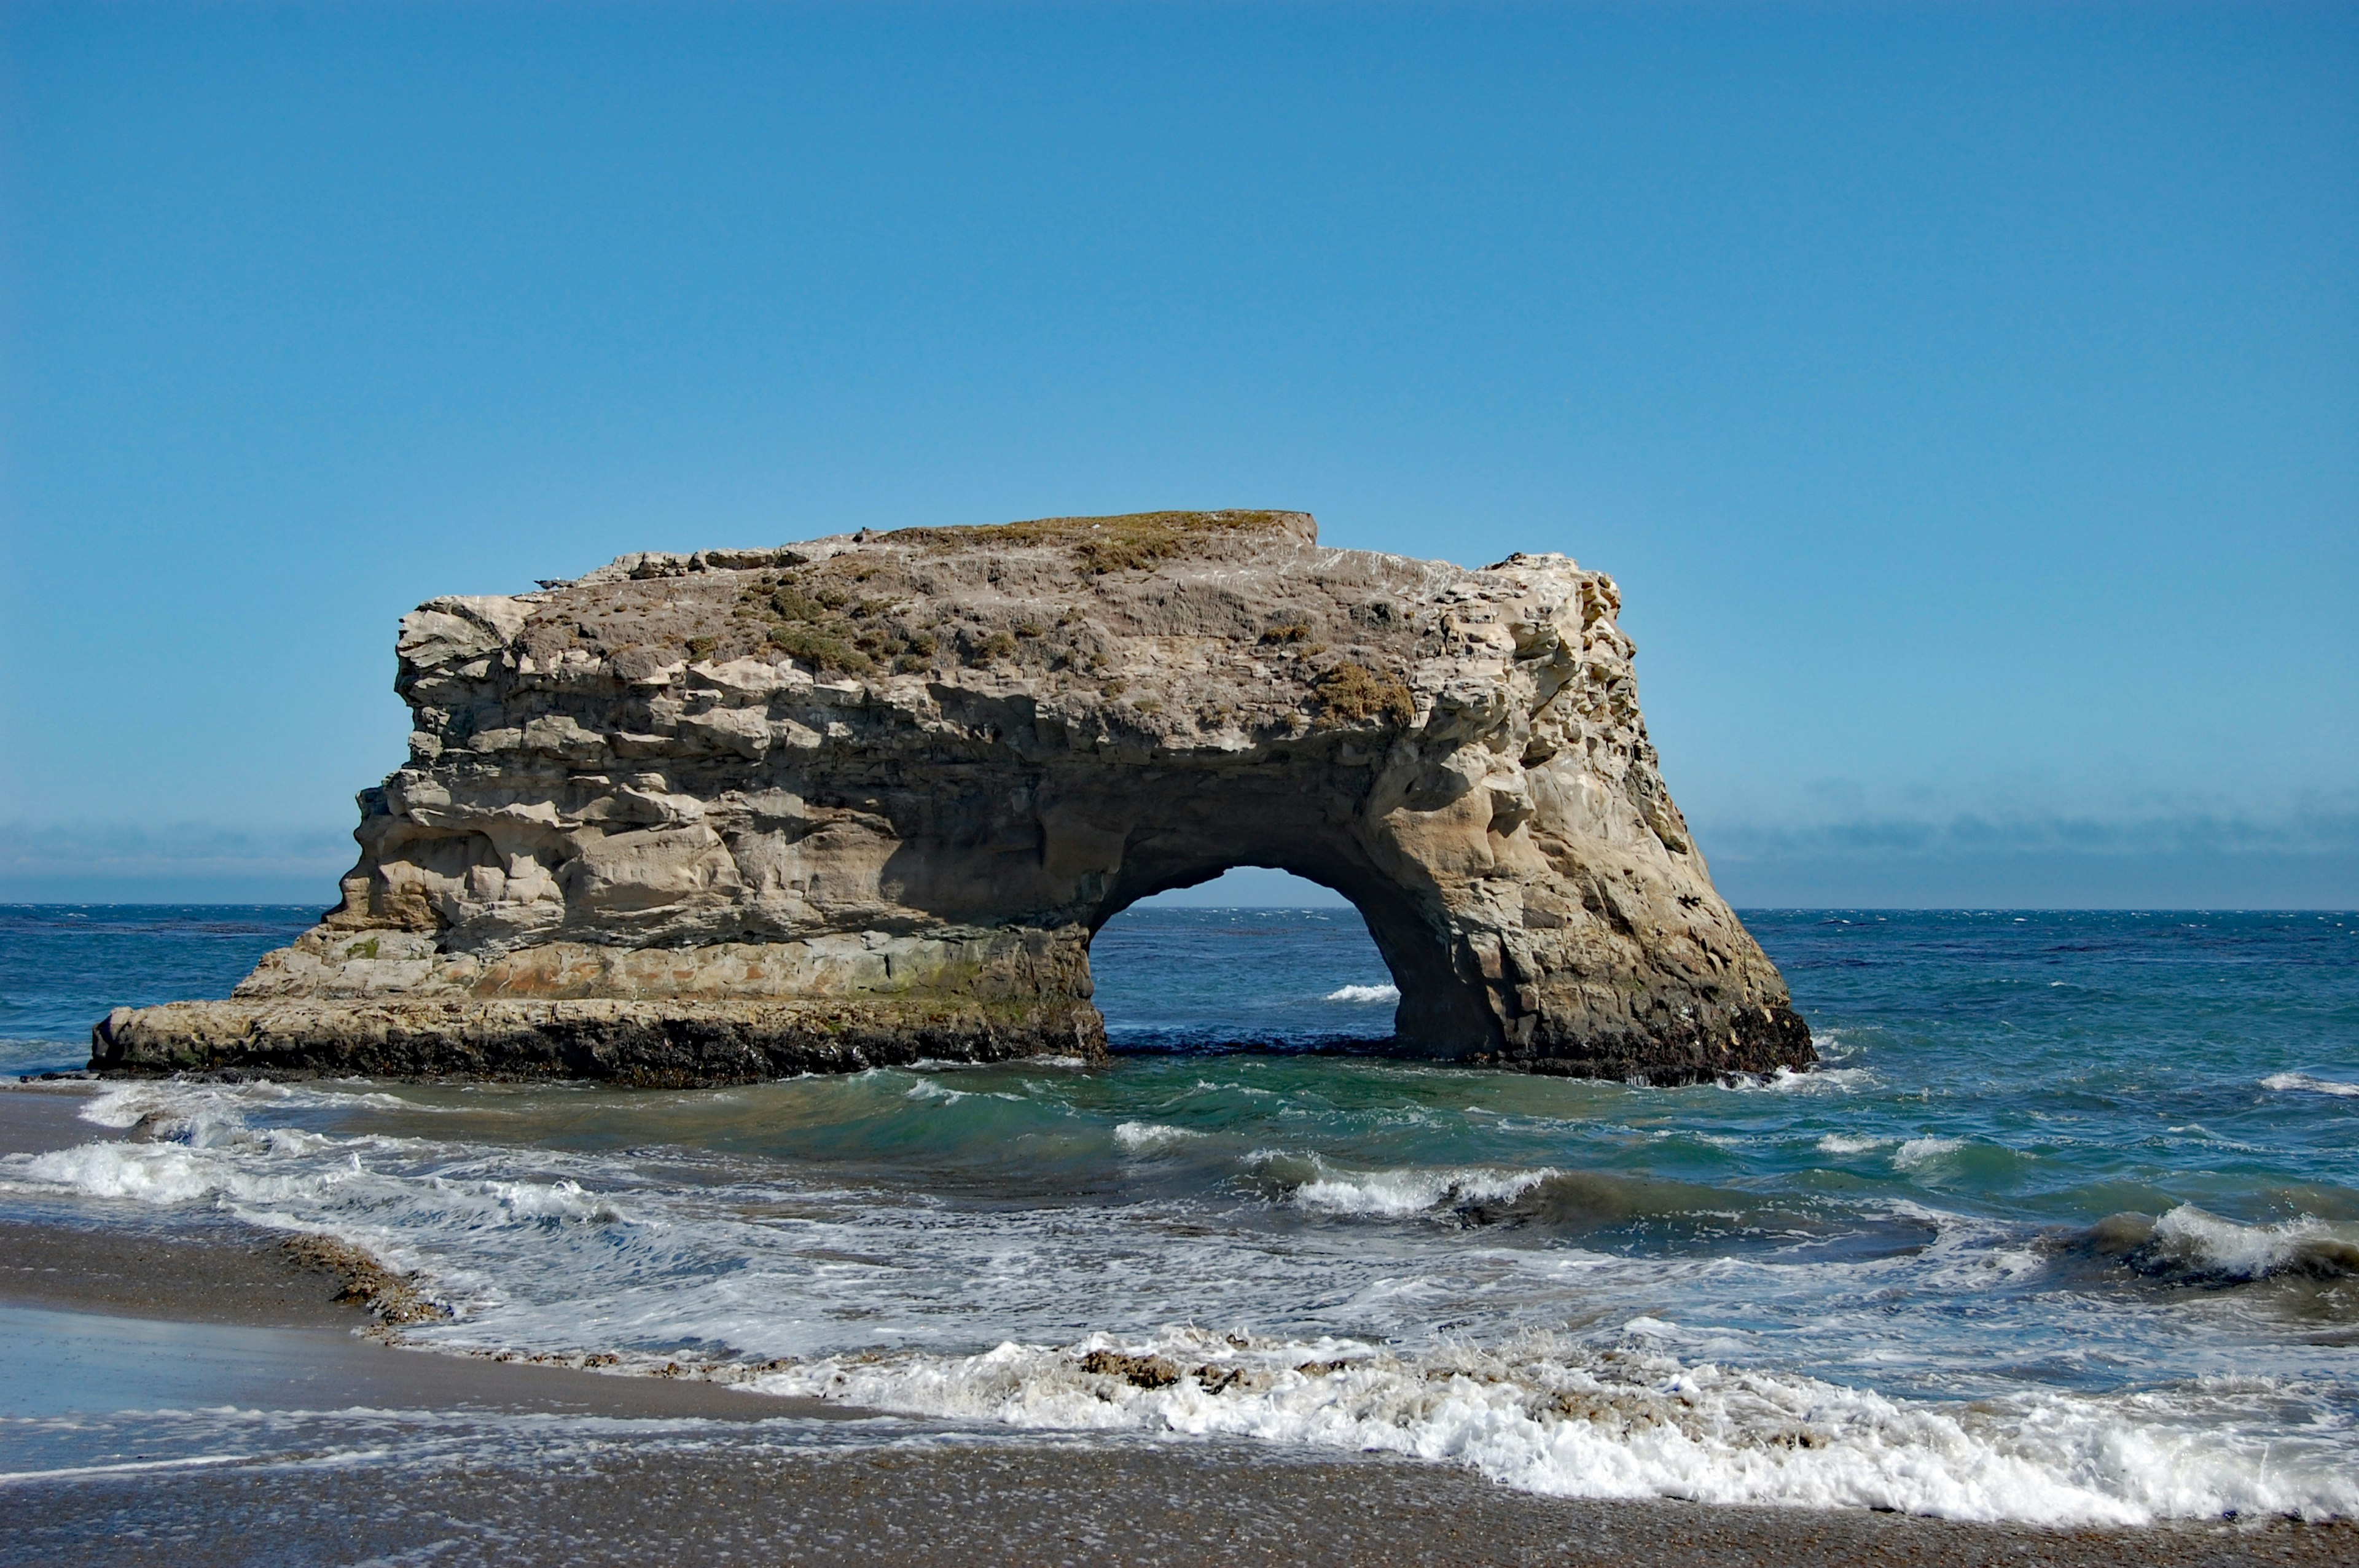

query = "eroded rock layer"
94;510;1811;1085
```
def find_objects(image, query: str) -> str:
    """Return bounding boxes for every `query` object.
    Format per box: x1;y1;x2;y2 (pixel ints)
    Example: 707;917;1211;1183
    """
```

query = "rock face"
93;510;1812;1086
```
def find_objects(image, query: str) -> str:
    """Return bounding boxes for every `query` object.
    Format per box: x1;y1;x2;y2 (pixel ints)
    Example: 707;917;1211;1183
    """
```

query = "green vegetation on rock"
889;509;1293;575
1315;662;1416;727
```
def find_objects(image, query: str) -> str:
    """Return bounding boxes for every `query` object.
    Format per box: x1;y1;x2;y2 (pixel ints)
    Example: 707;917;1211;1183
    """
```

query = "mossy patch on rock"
1314;661;1416;727
891;509;1296;575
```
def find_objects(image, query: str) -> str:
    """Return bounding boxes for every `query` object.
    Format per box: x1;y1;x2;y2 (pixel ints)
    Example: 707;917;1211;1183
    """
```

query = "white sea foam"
9;1089;630;1246
1893;1137;1966;1169
1805;1028;1870;1064
1282;1161;1552;1218
477;1177;633;1225
2261;1071;2359;1099
12;1077;2357;1527
71;1076;442;1133
1113;1121;1201;1154
1815;1134;1892;1155
1714;1064;1876;1094
0;1453;261;1484
18;1141;242;1205
76;1078;286;1133
2137;1205;2359;1281
1323;983;1399;1003
743;1325;2359;1524
9;1136;630;1236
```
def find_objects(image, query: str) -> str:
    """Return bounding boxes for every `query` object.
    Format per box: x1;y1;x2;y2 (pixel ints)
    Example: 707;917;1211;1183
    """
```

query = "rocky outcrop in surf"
92;509;1810;1085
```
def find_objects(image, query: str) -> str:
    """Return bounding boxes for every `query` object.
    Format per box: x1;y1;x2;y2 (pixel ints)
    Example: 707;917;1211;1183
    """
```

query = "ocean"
1;905;2355;1526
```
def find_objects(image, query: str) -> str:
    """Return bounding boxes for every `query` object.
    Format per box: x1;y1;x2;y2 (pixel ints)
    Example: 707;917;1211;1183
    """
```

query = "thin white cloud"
1694;789;2359;864
0;820;354;883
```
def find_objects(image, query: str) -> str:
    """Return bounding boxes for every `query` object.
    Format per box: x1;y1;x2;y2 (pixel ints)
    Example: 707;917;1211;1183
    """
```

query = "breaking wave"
1242;1151;1550;1217
1893;1136;1965;1169
2086;1205;2359;1284
8;1042;2359;1531
1235;1155;1928;1257
743;1325;2358;1524
1113;1121;1202;1154
1323;984;1399;1003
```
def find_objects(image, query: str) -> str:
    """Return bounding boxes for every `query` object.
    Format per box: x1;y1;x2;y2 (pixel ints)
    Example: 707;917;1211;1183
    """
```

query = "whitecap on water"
1112;1121;1201;1154
2261;1071;2359;1099
1893;1137;1966;1169
1253;1153;1554;1219
1322;983;1399;1003
1712;1064;1876;1094
478;1177;635;1225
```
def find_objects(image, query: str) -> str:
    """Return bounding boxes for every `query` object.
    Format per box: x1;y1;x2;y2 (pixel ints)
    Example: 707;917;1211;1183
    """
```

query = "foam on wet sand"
0;1219;2347;1567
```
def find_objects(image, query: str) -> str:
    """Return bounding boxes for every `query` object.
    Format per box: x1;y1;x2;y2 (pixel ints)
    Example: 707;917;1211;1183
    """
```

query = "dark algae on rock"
93;510;1810;1085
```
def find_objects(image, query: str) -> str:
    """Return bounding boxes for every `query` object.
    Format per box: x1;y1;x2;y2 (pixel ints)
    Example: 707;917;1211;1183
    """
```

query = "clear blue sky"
2;2;2352;908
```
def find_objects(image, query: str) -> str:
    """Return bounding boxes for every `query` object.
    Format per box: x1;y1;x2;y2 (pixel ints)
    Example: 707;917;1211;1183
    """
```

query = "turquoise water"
1;905;2354;1521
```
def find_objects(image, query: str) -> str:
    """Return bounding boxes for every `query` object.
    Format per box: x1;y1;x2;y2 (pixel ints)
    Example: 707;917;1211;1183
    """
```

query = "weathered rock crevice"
93;509;1812;1085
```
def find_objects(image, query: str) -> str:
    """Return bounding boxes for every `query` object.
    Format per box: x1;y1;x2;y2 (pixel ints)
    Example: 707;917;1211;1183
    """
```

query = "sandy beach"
2;1084;2349;1567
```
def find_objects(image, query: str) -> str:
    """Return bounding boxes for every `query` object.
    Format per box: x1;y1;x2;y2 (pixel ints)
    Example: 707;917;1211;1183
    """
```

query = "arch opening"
1087;867;1407;1053
1069;810;1501;1056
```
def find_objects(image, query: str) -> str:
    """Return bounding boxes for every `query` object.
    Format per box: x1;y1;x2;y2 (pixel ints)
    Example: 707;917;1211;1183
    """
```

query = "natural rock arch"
95;510;1812;1085
1065;798;1498;1052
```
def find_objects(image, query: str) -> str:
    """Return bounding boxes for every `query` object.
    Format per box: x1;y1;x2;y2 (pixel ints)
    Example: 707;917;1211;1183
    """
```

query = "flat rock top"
420;509;1608;752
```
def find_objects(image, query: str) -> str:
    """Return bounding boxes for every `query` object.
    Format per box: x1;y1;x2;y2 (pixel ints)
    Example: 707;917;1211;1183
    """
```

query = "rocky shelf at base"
92;508;1812;1086
92;998;1101;1088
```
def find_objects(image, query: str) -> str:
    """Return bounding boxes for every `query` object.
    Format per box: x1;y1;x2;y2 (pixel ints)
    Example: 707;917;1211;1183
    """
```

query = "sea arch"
94;516;1816;1086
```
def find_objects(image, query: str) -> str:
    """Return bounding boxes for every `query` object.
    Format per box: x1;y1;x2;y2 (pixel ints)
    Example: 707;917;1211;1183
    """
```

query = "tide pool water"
2;905;2355;1523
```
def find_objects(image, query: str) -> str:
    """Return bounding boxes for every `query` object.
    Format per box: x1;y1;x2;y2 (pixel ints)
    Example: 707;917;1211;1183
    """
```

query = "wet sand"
0;1082;109;1156
2;1084;2351;1566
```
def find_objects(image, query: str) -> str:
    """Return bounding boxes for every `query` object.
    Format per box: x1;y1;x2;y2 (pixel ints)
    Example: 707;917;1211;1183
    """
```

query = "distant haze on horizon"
2;2;2352;910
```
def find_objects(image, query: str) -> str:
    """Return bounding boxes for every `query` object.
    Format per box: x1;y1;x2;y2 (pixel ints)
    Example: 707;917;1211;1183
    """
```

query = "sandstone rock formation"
93;510;1812;1085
